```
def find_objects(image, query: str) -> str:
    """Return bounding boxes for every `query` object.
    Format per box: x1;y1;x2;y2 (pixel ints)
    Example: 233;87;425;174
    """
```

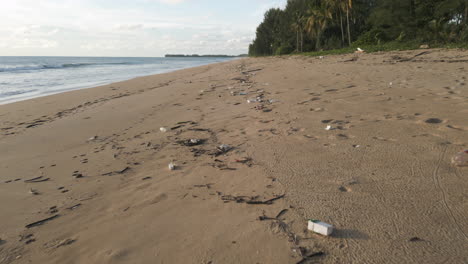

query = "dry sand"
0;49;467;264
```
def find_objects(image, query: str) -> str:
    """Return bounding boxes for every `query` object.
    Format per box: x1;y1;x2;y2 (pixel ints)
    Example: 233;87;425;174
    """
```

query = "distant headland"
165;54;247;58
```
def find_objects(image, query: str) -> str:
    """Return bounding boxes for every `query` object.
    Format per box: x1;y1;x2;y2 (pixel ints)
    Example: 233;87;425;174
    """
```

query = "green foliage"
275;44;295;55
249;0;468;57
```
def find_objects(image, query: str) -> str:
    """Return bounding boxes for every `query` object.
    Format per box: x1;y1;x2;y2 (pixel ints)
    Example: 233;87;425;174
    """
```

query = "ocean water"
0;56;234;105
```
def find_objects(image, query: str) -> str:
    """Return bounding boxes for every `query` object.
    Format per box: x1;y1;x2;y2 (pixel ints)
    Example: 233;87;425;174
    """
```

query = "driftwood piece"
24;176;50;183
241;68;263;74
25;215;60;228
102;167;130;176
222;194;285;205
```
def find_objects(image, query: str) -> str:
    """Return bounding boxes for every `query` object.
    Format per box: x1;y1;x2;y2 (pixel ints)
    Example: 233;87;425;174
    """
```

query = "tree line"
248;0;468;56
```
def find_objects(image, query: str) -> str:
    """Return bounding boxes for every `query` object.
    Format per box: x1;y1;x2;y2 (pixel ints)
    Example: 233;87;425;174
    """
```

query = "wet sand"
0;49;467;263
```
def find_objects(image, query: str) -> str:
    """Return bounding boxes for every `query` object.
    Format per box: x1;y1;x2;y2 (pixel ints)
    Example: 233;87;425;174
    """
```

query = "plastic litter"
308;220;334;236
356;47;365;53
325;125;333;131
168;162;176;171
160;127;168;133
190;139;200;144
452;150;468;167
218;144;231;152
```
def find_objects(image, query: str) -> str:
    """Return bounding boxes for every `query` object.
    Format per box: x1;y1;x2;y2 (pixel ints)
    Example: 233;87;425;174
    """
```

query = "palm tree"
291;13;305;52
305;6;333;50
345;0;353;46
306;5;333;50
324;0;346;46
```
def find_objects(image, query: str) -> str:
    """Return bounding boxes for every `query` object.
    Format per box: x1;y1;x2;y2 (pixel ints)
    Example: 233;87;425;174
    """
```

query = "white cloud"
0;0;287;56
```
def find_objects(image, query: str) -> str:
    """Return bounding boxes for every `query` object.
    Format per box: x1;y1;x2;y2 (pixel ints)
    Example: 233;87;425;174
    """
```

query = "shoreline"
0;57;237;106
0;49;467;264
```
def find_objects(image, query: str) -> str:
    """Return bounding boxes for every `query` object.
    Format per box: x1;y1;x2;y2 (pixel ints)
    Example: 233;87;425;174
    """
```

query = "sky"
0;0;286;57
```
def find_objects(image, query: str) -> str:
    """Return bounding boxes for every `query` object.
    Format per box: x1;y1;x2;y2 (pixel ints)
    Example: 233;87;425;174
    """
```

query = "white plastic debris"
218;144;231;153
325;125;333;131
247;99;257;103
160;127;168;133
452;150;468;167
88;136;97;141
168;162;176;171
356;47;364;53
308;220;334;236
190;139;200;144
319;56;324;59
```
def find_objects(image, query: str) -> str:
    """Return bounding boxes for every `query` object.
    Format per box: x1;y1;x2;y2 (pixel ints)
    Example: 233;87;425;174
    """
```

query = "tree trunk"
346;5;351;46
465;1;468;26
300;31;303;52
296;29;299;52
410;0;415;17
316;31;322;51
340;11;345;46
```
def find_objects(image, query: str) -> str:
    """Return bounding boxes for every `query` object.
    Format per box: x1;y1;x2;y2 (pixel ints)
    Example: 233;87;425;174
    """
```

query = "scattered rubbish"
210;162;236;171
353;145;361;148
239;92;248;95
325;125;334;131
247;99;257;103
193;184;213;189
213;144;233;157
221;194;285;205
218;144;232;152
255;104;265;110
54;239;76;248
356;47;365;53
321;119;333;124
178;138;205;147
72;171;84;179
308;220;334;236
29;188;39;195
168;162;176;171
66;204;81;210
235;157;253;167
25;215;60;229
319;56;324;59
160;127;168;133
24;176;50;183
268;99;279;103
425;118;442;124
389;82;393;87
452;150;468;167
87;136;97;141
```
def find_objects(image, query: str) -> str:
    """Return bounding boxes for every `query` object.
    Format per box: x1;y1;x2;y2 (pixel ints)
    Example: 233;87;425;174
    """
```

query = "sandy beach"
0;49;467;264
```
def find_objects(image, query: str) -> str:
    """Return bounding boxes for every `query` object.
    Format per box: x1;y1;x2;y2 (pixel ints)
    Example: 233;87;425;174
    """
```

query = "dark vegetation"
249;0;468;56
